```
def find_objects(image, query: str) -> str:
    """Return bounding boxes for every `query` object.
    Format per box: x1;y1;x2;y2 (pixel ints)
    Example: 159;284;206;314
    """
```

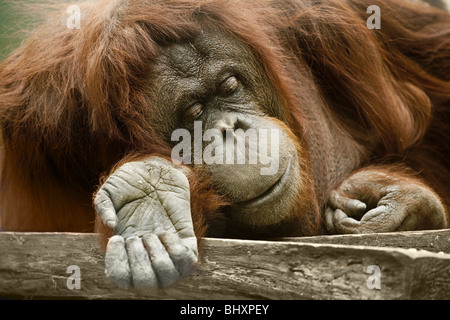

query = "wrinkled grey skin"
93;28;303;289
95;157;197;288
94;24;447;289
326;170;446;234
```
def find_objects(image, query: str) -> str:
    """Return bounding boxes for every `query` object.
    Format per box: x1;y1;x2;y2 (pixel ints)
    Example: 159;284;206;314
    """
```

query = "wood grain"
278;229;450;253
1;231;450;299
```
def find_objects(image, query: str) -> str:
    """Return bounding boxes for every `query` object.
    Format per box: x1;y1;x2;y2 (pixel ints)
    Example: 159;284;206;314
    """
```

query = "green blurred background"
0;2;21;61
0;1;41;61
0;1;65;62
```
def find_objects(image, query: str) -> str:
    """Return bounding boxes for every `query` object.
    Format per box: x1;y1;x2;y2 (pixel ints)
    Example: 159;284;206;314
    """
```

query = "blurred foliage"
0;2;22;61
0;1;62;62
0;1;38;61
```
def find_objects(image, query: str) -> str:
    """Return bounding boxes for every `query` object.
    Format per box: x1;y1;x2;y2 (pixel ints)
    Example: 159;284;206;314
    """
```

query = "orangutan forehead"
157;42;205;78
149;30;262;112
154;29;255;79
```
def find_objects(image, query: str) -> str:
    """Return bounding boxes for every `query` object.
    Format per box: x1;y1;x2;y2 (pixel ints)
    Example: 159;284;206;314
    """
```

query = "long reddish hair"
1;0;449;233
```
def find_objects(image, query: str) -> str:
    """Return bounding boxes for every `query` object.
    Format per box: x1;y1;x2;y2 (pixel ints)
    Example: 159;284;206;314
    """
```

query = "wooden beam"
0;231;450;299
278;229;450;254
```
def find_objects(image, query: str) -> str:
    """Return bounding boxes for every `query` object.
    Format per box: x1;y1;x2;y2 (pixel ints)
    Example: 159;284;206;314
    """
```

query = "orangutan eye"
218;76;239;96
183;103;204;120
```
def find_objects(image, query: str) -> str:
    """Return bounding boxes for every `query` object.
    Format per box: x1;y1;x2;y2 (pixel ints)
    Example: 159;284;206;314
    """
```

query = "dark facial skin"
146;28;303;228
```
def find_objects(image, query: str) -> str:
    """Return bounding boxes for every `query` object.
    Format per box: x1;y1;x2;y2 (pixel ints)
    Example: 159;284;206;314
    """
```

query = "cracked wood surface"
1;231;450;299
